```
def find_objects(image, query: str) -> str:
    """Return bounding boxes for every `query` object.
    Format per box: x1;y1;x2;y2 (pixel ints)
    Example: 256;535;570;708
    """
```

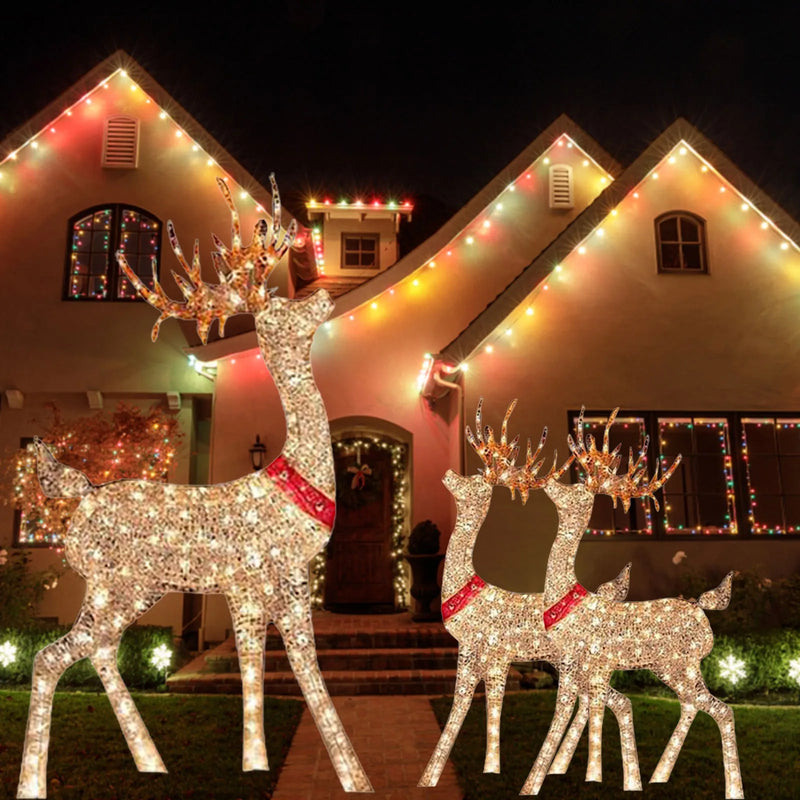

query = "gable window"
549;164;574;209
341;234;379;269
655;211;707;273
65;205;161;300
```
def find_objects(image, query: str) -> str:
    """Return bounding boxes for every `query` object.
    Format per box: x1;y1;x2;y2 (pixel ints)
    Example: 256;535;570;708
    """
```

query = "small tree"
5;403;183;547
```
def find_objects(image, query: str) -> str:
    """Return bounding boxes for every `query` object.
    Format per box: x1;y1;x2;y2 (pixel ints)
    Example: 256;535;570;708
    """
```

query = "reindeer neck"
542;484;595;608
262;341;334;497
441;490;492;600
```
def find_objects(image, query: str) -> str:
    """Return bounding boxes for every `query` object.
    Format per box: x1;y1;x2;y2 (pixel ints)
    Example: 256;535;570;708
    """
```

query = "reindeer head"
442;468;493;504
466;399;573;504
568;407;681;512
117;175;297;344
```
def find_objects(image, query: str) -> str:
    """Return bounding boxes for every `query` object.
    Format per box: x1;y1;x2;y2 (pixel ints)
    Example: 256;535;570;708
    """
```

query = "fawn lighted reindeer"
419;400;641;790
18;177;372;798
484;404;741;798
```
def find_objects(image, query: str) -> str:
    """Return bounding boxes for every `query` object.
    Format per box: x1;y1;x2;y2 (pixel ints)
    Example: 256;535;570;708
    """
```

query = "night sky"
2;2;798;229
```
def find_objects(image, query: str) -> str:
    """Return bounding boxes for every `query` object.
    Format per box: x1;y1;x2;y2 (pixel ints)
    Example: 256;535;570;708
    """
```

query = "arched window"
65;205;161;300
655;211;707;273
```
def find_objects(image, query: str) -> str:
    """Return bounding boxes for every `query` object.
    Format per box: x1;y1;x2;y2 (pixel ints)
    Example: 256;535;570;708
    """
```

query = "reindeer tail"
698;571;736;611
596;562;632;602
35;438;94;499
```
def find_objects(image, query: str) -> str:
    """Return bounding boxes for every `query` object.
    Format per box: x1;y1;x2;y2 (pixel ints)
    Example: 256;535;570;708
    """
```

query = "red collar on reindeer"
543;582;588;629
266;455;336;529
441;574;487;622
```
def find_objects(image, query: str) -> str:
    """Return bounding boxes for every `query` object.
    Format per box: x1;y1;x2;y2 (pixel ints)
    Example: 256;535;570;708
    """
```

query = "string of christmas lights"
425;139;800;384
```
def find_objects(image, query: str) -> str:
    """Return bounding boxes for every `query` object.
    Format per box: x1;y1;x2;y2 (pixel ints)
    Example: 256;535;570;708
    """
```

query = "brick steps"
168;667;522;696
167;612;521;696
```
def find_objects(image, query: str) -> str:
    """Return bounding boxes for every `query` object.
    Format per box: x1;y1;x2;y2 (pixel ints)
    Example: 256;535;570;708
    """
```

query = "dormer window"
655;211;707;273
342;234;379;269
65;205;161;300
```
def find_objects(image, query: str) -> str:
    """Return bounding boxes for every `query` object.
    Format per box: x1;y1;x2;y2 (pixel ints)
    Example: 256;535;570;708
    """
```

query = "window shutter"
102;116;139;168
549;164;574;209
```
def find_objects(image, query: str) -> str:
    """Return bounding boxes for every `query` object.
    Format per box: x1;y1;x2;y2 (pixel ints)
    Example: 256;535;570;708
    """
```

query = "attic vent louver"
102;116;139;168
549;164;574;209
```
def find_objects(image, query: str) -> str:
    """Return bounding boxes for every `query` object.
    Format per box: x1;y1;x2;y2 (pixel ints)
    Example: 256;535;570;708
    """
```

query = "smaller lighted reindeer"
481;403;741;798
419;401;641;790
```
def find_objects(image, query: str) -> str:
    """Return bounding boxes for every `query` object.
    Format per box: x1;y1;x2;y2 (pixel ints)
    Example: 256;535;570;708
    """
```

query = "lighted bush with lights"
0;625;175;689
610;628;800;698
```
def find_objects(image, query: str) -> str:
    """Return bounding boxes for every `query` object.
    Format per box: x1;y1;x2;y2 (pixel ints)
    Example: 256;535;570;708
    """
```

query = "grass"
431;691;800;799
0;691;304;799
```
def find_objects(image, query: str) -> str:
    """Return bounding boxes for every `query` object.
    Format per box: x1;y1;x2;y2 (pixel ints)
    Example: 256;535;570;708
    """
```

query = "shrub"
0;625;175;689
0;550;55;630
407;520;441;554
609;628;800;699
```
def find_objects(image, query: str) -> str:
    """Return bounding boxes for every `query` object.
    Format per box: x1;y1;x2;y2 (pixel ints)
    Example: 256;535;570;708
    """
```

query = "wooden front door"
325;441;395;610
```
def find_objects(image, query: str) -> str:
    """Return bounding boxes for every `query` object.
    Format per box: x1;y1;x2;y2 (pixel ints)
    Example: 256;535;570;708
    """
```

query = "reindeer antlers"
117;174;297;344
569;407;681;512
466;399;573;503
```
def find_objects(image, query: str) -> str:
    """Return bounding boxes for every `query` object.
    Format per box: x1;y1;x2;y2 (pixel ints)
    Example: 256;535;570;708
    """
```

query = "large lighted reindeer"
17;177;372;798
483;404;741;799
419;400;641;791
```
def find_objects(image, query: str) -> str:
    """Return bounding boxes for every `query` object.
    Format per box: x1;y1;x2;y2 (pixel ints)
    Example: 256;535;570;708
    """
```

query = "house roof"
332;114;621;317
190;114;620;360
0;50;300;226
439;117;800;366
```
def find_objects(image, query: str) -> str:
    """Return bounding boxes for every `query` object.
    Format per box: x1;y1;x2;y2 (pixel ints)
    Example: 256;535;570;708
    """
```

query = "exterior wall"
204;141;610;635
0;74;279;633
315;213;399;277
462;150;800;599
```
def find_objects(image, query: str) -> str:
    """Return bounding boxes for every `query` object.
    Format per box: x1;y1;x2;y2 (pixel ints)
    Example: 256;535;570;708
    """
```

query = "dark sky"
2;1;799;224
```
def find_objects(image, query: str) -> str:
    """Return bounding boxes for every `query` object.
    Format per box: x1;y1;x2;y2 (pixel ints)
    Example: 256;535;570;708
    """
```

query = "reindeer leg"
275;576;372;793
18;605;96;798
228;592;269;772
419;648;480;787
483;660;508;773
586;676;610;783
605;687;641;791
652;670;743;799
520;672;578;795
548;694;587;775
88;587;166;774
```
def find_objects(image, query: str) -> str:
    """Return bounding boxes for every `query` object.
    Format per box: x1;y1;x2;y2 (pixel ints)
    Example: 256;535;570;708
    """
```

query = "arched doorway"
322;419;411;612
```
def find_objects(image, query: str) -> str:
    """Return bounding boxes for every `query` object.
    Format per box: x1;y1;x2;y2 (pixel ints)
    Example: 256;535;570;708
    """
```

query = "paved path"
272;695;463;800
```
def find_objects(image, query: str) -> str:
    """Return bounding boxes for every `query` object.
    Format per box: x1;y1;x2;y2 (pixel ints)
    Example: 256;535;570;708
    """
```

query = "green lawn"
431;691;800;799
0;691;304;799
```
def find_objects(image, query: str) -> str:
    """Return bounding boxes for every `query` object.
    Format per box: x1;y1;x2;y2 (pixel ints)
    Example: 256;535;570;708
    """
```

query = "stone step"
263;647;459;672
168;667;522;696
263;628;456;651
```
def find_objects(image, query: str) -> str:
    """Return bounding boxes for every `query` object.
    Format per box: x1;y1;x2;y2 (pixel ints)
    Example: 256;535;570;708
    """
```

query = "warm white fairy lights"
719;654;747;685
150;643;172;672
0;641;17;667
17;181;372;798
476;402;742;799
309;436;409;609
420;455;640;790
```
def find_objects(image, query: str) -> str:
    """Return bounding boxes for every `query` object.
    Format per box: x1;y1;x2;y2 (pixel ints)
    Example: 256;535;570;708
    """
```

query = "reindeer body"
18;182;372;798
420;470;641;790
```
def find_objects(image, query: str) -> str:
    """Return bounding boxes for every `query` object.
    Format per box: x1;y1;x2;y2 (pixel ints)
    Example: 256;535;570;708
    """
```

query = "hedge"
610;628;800;698
0;625;174;689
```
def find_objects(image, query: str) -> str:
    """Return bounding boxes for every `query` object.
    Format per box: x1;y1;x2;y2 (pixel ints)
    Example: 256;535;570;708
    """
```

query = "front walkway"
272;695;462;800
